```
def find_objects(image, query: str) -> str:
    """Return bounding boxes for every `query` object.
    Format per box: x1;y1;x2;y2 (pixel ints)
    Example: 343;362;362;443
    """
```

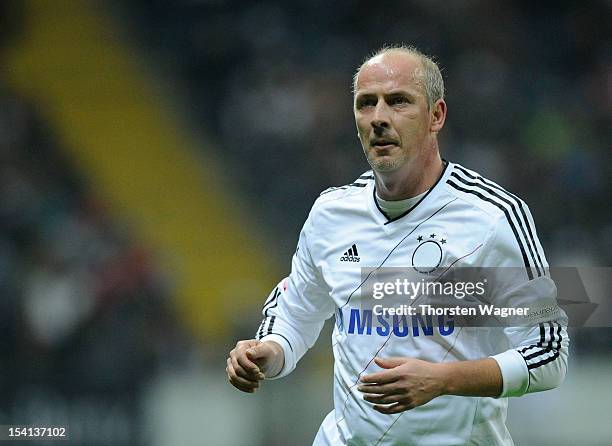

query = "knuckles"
226;339;263;393
236;339;255;349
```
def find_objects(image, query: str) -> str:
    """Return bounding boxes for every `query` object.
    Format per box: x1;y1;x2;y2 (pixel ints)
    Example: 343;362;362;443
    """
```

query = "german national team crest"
412;233;446;273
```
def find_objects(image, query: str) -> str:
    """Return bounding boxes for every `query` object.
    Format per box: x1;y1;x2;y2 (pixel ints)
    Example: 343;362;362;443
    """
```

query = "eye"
389;96;410;106
356;97;376;109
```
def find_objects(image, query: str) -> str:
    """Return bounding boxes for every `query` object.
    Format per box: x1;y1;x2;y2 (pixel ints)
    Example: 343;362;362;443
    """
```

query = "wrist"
262;340;285;378
434;362;453;396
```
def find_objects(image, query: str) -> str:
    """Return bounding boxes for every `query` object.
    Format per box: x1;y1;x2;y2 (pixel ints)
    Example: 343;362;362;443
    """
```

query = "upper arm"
481;205;569;395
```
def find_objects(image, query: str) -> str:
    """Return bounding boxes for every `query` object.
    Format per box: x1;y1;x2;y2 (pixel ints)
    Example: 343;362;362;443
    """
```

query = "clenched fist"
226;339;285;393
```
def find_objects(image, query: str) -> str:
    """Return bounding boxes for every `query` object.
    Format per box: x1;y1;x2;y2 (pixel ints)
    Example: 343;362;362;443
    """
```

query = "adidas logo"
340;244;360;262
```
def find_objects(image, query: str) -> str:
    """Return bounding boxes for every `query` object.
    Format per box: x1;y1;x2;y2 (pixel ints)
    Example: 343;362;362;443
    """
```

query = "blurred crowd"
0;41;190;446
119;0;611;265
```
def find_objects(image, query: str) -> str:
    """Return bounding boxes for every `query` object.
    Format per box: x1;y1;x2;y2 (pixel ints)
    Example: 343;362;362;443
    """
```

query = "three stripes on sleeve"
256;286;280;340
519;321;564;370
446;165;546;280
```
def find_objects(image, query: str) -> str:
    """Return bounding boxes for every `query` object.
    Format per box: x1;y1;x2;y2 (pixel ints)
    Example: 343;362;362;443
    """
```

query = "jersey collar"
371;159;450;225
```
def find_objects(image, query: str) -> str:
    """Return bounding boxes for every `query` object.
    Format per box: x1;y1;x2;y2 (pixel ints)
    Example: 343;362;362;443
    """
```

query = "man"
227;45;569;445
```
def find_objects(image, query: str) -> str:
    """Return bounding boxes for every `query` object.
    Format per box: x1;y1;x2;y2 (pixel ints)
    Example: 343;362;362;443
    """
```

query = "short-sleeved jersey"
256;161;569;446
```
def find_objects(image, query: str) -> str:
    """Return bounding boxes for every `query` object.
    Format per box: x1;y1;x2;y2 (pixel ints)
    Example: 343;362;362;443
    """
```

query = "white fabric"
256;161;569;445
491;349;529;397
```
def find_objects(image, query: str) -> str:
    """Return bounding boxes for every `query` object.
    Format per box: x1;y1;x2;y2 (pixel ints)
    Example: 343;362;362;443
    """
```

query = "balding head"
353;45;444;110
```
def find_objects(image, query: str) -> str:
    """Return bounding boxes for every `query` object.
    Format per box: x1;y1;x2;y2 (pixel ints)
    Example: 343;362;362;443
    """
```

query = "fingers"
230;352;265;381
235;341;262;373
357;383;399;395
359;386;415;415
374;357;405;369
230;341;266;379
372;402;413;414
227;358;260;393
230;354;252;380
360;371;397;384
360;357;406;383
233;350;264;379
227;340;267;393
362;393;404;405
246;345;268;362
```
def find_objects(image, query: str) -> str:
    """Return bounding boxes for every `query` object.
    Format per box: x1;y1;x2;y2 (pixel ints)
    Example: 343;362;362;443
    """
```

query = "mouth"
371;139;399;150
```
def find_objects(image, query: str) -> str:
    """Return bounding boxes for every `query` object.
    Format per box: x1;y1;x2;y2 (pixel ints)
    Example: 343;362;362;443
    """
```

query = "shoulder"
314;170;373;207
443;162;532;224
444;161;547;272
300;170;373;233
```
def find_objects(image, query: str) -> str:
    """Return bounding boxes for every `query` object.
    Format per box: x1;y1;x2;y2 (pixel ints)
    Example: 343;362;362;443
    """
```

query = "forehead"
355;52;423;94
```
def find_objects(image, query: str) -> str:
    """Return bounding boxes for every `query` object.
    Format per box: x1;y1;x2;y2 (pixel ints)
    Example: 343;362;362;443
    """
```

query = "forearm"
358;356;503;413
255;277;332;380
438;358;503;398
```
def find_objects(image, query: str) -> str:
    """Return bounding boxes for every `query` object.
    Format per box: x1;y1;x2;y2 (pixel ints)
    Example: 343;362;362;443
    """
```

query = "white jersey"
256;161;569;445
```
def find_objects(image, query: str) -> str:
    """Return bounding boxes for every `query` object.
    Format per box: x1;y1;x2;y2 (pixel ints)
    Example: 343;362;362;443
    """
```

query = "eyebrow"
355;89;416;99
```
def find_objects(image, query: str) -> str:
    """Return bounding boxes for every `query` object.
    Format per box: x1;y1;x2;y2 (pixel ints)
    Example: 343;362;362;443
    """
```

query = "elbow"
531;350;569;392
526;351;568;393
551;341;570;389
549;330;571;389
552;353;569;389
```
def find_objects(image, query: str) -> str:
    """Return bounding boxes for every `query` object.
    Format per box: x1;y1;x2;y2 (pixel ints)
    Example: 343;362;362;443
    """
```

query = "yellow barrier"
5;0;279;341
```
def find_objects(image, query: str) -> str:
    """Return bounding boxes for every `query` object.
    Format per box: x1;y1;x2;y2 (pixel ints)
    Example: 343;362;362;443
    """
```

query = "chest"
314;212;489;307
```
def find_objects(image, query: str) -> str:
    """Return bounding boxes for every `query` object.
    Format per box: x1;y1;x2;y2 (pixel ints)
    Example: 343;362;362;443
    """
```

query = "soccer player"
227;45;569;445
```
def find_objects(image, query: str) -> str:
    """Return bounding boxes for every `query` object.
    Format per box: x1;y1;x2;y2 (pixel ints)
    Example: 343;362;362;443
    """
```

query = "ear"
430;99;447;133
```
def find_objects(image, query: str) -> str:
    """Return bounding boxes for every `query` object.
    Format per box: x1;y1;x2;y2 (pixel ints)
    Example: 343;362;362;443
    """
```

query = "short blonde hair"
353;44;445;109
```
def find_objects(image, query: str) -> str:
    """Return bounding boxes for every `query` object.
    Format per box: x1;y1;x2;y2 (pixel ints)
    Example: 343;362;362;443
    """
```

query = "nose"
371;102;390;133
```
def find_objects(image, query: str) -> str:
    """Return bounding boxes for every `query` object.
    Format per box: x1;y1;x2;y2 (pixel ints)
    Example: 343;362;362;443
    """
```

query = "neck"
374;149;443;201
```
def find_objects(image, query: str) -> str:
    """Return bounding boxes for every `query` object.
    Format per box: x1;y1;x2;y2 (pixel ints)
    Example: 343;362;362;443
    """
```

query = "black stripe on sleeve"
319;178;370;196
450;172;542;277
263;288;281;316
256;320;294;352
549;321;555;349
453;166;546;274
447;179;534;280
456;166;546;273
518;323;546;354
320;186;345;196
257;317;268;339
525;322;563;370
523;346;551;361
522;322;555;361
262;288;280;310
454;165;516;198
266;316;276;335
527;350;560;370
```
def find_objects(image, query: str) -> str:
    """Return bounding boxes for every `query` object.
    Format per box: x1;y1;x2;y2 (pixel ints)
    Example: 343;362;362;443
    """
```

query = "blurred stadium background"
0;0;610;444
